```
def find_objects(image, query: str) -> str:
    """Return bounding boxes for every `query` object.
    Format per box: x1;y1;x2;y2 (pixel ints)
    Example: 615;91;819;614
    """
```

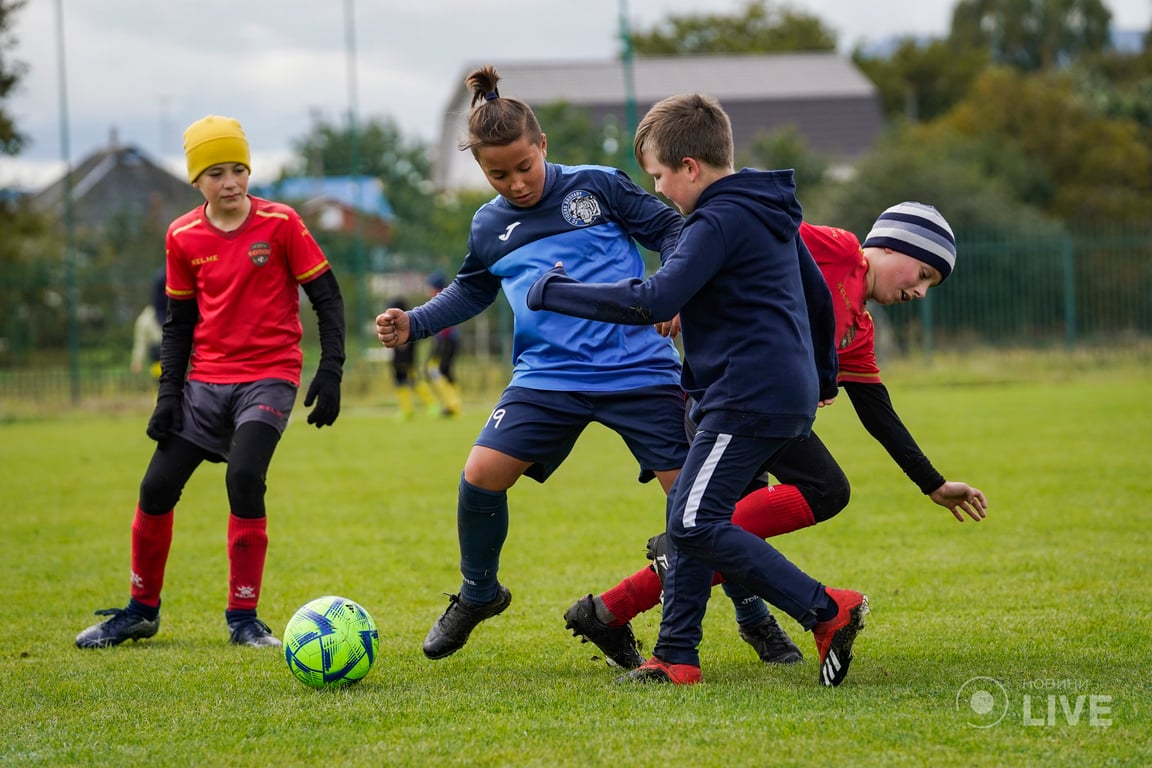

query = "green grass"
2;364;1150;767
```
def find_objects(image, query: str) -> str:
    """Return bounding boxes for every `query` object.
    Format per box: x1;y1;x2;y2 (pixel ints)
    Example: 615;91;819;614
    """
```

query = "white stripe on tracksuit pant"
653;429;832;667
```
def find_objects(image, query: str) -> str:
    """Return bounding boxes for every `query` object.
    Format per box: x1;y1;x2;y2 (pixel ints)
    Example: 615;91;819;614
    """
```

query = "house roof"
30;142;200;230
446;53;876;107
435;53;882;190
252;175;394;220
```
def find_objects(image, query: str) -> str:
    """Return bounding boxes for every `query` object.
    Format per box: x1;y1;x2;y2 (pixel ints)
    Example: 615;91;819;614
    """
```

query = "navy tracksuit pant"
654;428;830;667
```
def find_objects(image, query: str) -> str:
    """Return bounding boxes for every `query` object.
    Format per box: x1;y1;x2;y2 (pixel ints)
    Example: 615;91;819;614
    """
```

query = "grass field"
2;362;1150;767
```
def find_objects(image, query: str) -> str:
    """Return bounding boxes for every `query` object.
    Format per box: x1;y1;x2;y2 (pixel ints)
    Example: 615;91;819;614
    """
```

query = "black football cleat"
75;607;160;649
563;595;644;669
423;584;512;659
738;613;803;664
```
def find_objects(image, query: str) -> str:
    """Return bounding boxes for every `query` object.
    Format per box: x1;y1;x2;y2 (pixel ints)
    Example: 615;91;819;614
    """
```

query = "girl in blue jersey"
528;93;869;687
375;65;689;661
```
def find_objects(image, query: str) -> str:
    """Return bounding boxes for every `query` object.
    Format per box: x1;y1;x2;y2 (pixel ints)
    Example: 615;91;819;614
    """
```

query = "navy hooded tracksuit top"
528;168;838;438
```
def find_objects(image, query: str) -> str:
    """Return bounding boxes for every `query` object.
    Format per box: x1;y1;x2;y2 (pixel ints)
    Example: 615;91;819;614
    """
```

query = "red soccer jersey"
799;222;881;385
165;196;331;386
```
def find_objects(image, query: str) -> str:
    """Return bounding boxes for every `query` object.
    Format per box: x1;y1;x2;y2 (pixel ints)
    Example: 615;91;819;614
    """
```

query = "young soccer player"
528;93;867;686
562;204;988;670
76;115;346;650
129;268;166;381
374;66;690;661
386;295;438;421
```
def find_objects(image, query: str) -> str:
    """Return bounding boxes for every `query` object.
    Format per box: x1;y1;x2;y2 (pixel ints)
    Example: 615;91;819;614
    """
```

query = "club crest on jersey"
839;326;856;350
561;190;602;227
247;241;271;266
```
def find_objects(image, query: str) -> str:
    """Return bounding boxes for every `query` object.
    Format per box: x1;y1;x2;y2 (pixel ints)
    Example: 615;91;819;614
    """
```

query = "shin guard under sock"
457;476;509;605
599;565;663;625
129;506;173;609
732;484;816;539
724;582;771;625
227;514;268;612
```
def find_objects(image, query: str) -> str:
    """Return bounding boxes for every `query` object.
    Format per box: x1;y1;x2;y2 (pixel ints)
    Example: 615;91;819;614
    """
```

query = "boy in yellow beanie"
77;115;347;650
183;114;251;183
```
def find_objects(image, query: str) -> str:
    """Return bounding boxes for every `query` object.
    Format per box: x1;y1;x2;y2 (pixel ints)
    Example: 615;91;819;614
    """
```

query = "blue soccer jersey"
409;163;684;391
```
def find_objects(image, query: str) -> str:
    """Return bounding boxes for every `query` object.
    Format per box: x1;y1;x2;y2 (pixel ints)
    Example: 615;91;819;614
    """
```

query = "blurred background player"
387;294;437;421
129;267;167;382
76;115;345;650
424;270;462;416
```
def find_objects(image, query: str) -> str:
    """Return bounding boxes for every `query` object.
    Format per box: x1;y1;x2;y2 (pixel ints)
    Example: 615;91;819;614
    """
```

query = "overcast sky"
2;0;1150;188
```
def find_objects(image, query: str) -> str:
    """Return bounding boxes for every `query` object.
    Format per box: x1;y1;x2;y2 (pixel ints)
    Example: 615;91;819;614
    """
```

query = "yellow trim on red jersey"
171;218;203;237
296;261;330;283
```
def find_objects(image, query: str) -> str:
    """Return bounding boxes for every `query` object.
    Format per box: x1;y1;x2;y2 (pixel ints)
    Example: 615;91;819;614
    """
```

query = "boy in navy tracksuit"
527;93;868;686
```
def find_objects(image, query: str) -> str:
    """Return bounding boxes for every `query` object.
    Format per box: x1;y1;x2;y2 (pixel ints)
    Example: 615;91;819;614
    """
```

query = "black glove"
304;369;341;428
146;393;184;443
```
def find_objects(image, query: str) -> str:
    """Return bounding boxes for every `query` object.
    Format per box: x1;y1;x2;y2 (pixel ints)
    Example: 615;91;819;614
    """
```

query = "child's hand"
376;308;410;348
929;481;988;522
655;315;681;338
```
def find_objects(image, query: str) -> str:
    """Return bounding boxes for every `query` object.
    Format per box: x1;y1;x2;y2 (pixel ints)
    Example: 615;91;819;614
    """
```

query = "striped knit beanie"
862;202;957;282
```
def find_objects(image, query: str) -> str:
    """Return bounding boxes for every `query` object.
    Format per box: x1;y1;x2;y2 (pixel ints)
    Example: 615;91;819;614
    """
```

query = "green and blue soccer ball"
283;595;379;689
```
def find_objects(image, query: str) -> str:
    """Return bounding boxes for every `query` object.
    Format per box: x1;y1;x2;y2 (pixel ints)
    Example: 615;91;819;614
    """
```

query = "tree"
742;125;829;196
0;0;27;155
926;66;1152;225
820;125;1060;240
0;0;47;367
532;102;634;171
284;116;447;261
949;0;1112;71
853;37;988;122
630;0;836;55
1071;47;1152;136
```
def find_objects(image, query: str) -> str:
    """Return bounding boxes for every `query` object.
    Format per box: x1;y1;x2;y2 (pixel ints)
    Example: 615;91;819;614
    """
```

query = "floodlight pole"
344;0;361;193
618;0;639;176
344;0;366;348
55;0;79;404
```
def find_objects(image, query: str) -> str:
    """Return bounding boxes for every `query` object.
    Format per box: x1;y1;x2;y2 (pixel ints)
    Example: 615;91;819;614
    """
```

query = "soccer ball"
283;595;379;689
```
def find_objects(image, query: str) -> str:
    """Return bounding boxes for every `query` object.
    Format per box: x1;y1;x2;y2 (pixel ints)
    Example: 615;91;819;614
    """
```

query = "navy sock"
456;474;509;605
815;590;839;623
723;582;770;626
225;608;257;624
127;597;160;622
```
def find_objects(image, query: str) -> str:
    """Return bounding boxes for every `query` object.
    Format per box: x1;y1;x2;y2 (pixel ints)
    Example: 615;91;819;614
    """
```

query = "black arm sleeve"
301;270;346;378
157;297;197;400
842;380;946;494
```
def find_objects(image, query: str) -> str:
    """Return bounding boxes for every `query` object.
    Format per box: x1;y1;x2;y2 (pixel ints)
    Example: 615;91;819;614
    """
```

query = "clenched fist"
376;308;411;348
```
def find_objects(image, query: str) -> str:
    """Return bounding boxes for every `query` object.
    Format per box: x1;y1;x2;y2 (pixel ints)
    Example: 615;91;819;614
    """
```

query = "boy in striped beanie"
861;201;957;290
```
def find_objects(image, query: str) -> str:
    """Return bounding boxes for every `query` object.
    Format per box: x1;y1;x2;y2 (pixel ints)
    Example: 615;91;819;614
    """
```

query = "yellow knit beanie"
183;115;250;182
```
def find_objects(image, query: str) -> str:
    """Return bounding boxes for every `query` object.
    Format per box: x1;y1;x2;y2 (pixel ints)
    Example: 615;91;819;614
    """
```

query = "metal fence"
2;227;1150;413
879;229;1152;358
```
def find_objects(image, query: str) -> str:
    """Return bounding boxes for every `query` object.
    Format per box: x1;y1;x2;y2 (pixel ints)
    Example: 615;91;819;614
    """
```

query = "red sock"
732;484;816;539
227;514;268;612
600;565;663;625
130;506;173;608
